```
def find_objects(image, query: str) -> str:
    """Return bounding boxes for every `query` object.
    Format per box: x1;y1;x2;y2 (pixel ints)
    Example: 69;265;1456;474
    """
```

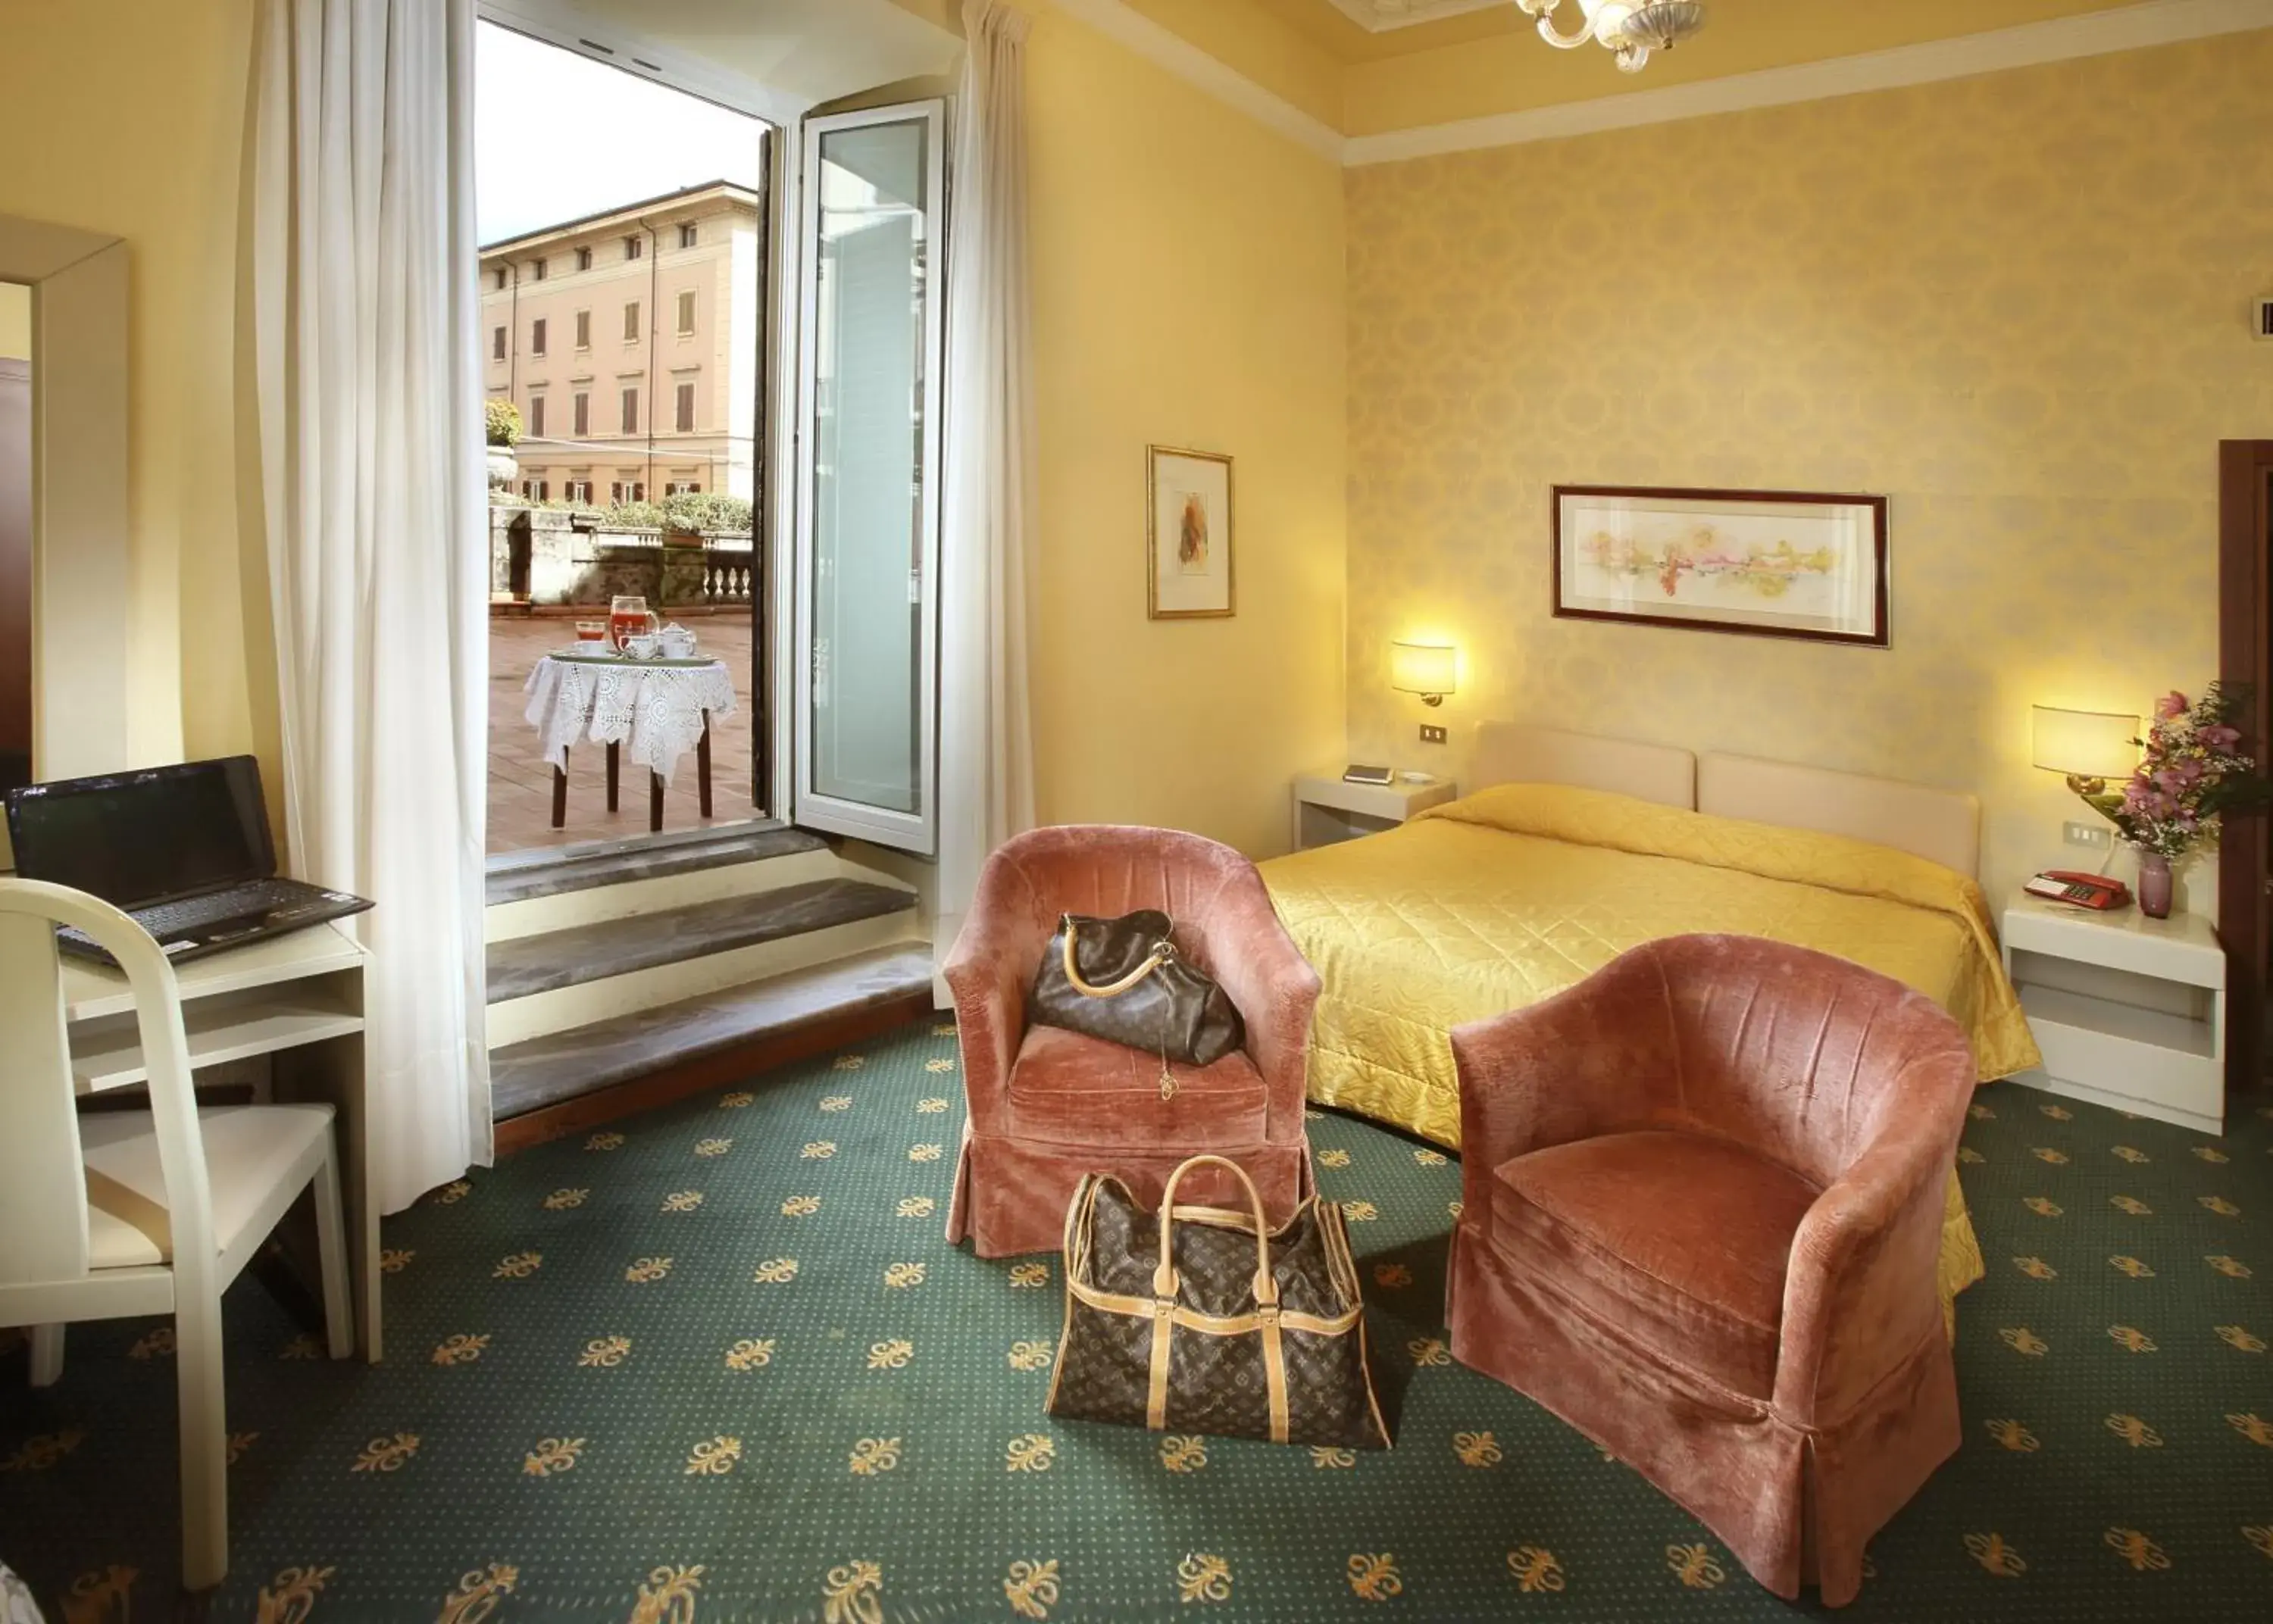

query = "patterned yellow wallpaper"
1345;32;2273;913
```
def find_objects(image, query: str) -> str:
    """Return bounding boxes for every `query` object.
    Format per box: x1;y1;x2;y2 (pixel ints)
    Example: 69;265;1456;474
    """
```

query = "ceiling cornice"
1055;0;2273;167
1346;0;2273;162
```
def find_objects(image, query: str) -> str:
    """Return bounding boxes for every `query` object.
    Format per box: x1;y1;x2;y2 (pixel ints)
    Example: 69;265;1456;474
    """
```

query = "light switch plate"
2063;820;2112;849
1418;723;1447;745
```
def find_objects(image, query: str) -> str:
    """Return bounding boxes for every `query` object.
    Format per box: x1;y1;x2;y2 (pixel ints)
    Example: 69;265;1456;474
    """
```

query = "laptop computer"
4;754;373;966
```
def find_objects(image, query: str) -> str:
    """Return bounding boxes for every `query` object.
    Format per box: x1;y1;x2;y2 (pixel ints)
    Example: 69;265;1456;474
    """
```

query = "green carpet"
3;1020;2269;1622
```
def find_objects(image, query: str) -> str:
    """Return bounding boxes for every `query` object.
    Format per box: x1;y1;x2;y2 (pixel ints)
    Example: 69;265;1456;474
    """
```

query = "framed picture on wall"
1148;445;1234;620
1552;485;1890;648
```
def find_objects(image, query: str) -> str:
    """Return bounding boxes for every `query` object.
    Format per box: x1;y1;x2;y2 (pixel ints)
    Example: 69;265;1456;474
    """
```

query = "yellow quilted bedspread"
1260;783;2043;1322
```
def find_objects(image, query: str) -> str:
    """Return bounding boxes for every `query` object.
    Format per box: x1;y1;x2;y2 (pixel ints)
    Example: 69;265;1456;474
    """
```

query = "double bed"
1259;723;2042;1319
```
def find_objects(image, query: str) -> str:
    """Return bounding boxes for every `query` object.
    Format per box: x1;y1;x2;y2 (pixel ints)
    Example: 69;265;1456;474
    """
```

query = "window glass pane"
624;301;640;341
621;389;638;433
575;310;590;348
807;117;931;817
677;289;696;334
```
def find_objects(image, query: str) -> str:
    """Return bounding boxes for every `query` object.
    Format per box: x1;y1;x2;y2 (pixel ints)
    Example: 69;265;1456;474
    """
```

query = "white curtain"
935;0;1039;994
251;0;492;1210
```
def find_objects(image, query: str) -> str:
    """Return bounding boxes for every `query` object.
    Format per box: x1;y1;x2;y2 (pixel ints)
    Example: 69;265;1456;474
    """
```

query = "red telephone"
2024;870;2131;910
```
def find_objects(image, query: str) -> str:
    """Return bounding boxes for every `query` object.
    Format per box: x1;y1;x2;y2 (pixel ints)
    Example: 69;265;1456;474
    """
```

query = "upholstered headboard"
1698;752;1981;878
1471;723;1696;809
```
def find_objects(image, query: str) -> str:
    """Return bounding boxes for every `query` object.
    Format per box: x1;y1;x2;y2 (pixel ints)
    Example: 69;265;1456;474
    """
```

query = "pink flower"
2203;725;2240;750
2153;692;2189;720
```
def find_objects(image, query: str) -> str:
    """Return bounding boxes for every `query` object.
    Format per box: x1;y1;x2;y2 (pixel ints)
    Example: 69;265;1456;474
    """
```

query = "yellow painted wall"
0;0;272;777
1345;33;2273;911
1027;5;1347;855
0;283;27;361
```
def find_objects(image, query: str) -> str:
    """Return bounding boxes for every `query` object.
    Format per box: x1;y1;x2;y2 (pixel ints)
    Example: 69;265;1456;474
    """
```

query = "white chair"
0;878;351;1591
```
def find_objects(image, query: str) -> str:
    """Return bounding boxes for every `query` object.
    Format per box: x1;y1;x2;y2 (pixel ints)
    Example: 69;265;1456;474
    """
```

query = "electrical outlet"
1418;723;1447;745
2063;820;2111;850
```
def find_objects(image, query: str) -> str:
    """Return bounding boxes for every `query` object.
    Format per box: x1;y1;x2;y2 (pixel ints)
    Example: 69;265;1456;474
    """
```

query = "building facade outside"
480;180;761;506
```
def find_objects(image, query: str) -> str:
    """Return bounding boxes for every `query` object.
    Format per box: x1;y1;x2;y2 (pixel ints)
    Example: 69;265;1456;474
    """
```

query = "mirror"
0;215;130;851
2;280;29;798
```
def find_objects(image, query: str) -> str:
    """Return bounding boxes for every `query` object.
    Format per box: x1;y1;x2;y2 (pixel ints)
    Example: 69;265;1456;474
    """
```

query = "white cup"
624;633;661;660
658;625;697;658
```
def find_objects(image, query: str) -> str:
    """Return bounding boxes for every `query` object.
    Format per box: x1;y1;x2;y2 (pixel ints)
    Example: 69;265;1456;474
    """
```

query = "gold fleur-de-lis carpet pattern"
2;1023;2268;1620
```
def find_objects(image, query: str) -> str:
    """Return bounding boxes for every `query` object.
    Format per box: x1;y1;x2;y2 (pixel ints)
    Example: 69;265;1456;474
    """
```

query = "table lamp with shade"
2030;704;2140;810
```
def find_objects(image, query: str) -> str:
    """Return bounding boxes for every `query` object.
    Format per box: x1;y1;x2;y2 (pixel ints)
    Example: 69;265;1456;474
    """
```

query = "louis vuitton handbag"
1029;911;1244;1098
1045;1154;1390;1450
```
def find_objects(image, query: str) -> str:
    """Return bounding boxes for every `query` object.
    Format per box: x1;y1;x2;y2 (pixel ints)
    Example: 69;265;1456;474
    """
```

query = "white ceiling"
484;0;961;121
1321;0;1508;30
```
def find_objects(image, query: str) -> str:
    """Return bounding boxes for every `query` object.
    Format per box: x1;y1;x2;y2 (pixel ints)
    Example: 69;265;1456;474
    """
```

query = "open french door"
786;100;948;854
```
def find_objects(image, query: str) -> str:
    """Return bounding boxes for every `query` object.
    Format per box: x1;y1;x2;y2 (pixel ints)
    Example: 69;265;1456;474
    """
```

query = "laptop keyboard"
129;879;314;935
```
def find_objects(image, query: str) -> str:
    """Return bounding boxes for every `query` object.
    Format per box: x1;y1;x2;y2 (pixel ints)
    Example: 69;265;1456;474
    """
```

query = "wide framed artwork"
1552;486;1890;648
1148;445;1234;620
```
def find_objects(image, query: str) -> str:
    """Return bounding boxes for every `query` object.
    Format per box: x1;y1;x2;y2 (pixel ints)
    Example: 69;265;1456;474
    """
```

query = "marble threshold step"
489;942;936;1127
486;820;828;908
487;879;916;1003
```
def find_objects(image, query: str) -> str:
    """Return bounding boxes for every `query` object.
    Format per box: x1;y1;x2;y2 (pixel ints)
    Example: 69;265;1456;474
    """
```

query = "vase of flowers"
2090;683;2267;919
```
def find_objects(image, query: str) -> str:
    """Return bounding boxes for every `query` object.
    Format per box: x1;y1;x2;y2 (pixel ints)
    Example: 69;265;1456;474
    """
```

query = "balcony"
487;505;758;856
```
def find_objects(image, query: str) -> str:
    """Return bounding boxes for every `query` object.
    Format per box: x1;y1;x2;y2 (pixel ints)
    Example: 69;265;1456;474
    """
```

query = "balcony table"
524;648;737;832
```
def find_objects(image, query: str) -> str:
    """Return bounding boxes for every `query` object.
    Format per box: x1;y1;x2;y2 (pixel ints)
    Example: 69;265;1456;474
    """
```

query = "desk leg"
551;754;568;830
605;742;620;812
275;1032;382;1362
649;770;665;833
697;712;712;820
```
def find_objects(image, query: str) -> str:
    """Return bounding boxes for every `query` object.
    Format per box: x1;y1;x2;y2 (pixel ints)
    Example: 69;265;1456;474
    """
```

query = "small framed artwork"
1148;445;1234;620
1552;485;1890;648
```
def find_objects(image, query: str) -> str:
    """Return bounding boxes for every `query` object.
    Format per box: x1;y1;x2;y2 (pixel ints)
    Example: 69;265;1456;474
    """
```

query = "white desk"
64;923;384;1359
2000;891;2226;1134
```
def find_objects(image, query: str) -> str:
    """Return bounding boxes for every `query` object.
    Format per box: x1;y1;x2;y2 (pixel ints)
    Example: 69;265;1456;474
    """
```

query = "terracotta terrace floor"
488;611;758;856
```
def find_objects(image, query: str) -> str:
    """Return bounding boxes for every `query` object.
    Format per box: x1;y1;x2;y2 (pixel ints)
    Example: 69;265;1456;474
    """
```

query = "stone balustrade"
490;505;755;608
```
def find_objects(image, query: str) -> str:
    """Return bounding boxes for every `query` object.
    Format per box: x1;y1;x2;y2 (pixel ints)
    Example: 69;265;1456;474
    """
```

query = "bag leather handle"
1152;1154;1277;1308
1058;916;1173;999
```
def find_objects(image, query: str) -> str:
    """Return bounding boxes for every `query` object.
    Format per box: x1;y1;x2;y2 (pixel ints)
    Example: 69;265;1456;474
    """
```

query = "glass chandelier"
1513;1;1708;73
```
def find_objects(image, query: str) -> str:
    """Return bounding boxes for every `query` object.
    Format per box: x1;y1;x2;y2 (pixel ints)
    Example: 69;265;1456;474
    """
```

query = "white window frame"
789;99;947;854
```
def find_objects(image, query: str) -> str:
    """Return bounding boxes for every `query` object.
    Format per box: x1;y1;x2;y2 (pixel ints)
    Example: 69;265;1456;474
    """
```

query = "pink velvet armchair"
942;825;1321;1258
1446;934;1977;1608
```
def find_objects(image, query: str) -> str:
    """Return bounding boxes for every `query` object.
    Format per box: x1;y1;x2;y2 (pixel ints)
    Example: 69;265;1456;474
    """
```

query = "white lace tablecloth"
524;652;738;787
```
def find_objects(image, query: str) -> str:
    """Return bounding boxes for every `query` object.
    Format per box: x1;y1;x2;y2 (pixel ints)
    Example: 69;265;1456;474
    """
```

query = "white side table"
1291;772;1458;851
2000;889;2226;1134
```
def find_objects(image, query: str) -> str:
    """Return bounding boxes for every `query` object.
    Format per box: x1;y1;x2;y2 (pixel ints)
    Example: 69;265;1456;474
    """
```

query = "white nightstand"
2000;889;2227;1134
1291;771;1458;851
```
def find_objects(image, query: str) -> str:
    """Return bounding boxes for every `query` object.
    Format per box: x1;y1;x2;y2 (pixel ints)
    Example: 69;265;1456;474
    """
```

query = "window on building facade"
566;478;592;504
609;479;647;504
528;395;546;438
621;388;639;434
530;317;547;357
572;392;589;437
665;479;701;496
574;245;592;271
677;289;696;334
678;223;697;249
675;381;696;433
531;258;547;282
623;301;641;342
492;267;508;291
491;325;505;361
624;235;643;261
574;309;590;349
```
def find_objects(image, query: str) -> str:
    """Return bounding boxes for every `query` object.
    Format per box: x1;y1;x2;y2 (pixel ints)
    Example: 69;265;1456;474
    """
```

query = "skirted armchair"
1446;934;1977;1607
942;825;1321;1258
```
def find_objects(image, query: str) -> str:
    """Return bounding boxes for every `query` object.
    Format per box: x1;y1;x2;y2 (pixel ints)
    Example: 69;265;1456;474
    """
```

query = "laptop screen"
5;755;276;909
